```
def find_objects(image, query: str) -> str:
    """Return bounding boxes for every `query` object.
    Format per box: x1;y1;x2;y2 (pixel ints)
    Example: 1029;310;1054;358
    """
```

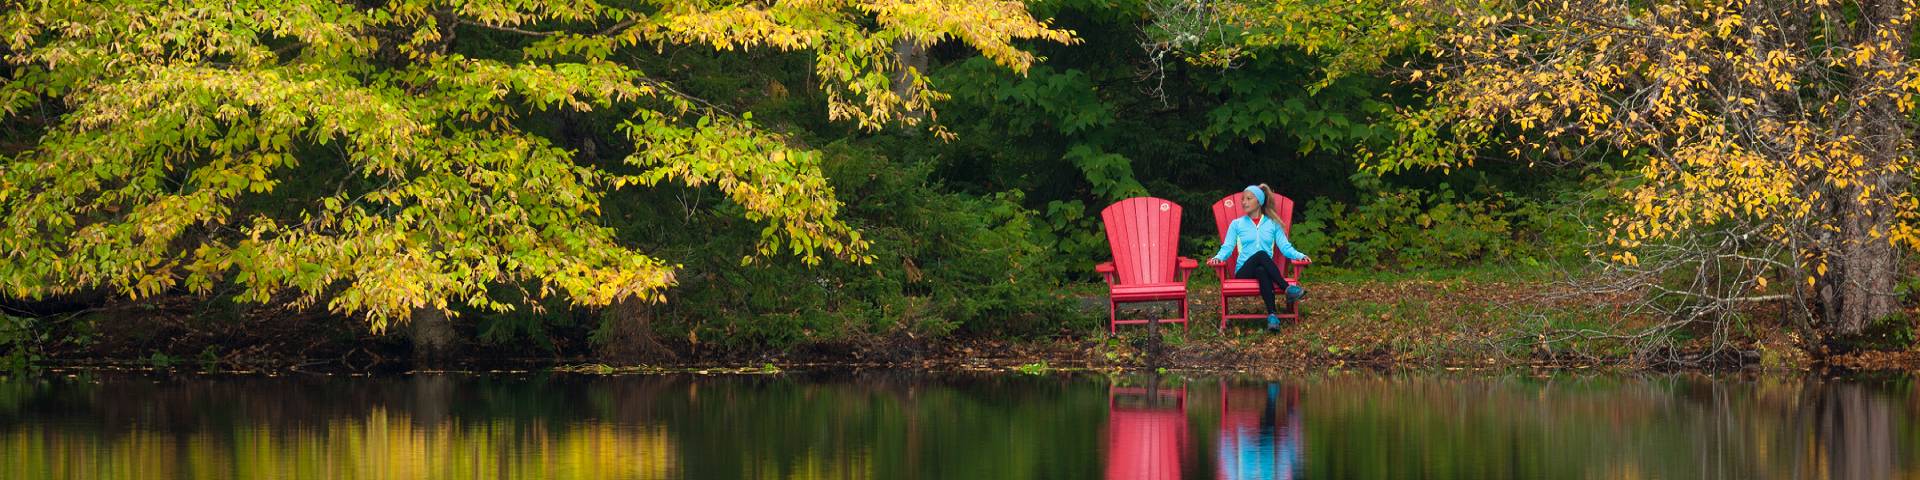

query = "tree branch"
458;20;556;37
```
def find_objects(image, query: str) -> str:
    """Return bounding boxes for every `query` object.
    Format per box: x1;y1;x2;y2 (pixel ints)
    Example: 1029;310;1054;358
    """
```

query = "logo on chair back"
1160;202;1170;212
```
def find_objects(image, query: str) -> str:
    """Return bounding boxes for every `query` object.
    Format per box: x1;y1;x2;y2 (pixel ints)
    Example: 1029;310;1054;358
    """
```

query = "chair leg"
1281;284;1297;320
1167;299;1182;334
1219;293;1230;332
1108;299;1118;336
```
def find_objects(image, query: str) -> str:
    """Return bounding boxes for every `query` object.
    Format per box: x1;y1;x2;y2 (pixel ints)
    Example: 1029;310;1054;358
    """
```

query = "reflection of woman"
1216;383;1302;480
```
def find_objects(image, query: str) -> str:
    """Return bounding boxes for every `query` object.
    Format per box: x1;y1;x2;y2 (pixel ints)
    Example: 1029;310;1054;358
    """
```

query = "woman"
1208;184;1310;331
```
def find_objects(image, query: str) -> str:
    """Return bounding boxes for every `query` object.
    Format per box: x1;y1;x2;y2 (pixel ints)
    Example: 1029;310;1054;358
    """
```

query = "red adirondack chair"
1097;197;1197;334
1209;192;1311;330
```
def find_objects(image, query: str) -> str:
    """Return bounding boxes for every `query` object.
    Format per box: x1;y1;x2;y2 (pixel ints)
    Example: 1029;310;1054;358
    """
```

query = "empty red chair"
1209;192;1311;330
1097;197;1197;334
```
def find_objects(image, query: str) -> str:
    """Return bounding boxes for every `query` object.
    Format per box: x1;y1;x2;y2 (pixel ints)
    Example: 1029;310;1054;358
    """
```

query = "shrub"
634;142;1077;350
1289;174;1587;269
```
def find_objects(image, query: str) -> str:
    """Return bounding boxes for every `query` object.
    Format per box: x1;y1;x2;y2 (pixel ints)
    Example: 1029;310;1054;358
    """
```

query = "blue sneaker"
1286;285;1305;303
1266;313;1281;332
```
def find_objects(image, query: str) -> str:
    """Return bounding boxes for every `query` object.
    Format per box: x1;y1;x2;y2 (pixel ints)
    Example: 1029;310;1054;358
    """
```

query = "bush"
0;315;42;374
1289;173;1587;269
632;141;1078;350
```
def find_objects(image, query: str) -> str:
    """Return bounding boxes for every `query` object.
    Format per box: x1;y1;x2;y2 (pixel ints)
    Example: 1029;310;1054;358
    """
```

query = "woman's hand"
1206;258;1226;267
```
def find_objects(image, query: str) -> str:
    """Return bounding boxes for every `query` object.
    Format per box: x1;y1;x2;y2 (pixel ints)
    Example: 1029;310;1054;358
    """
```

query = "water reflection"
1822;382;1898;480
1105;380;1189;480
0;372;1915;479
1215;382;1302;480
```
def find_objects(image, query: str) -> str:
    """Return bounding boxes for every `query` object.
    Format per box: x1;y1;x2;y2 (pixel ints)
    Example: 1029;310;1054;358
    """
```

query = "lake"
0;370;1914;479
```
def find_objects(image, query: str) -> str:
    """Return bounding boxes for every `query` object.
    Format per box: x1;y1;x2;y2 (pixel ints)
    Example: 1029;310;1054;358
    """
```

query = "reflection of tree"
0;374;683;479
1295;374;1920;479
0;372;1117;480
409;374;454;427
1818;382;1895;480
1;373;1917;479
0;411;678;479
1216;382;1302;480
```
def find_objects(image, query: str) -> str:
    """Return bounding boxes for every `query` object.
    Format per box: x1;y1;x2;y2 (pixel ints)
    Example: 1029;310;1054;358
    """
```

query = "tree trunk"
596;296;676;364
1822;0;1911;336
891;37;929;124
1823;198;1903;336
410;307;456;368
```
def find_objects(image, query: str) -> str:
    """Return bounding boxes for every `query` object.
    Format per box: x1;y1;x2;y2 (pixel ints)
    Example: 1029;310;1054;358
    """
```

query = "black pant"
1235;251;1292;314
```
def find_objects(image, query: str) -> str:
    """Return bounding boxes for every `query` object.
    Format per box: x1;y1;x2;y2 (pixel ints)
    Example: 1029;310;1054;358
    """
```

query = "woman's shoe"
1286;285;1306;302
1265;314;1281;332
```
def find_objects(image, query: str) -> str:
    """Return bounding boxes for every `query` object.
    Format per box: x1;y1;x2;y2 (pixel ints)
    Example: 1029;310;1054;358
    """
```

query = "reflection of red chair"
1107;385;1191;480
1216;382;1303;480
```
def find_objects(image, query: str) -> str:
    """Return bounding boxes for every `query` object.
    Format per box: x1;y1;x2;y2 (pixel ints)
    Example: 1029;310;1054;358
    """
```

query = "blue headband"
1244;185;1265;206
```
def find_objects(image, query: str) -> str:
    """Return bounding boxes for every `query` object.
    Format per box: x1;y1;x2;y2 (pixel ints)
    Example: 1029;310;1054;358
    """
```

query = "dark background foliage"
0;0;1599;362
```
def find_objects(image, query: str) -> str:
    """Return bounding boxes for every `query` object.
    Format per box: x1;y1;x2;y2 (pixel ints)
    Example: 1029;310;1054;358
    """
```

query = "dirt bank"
22;274;1898;374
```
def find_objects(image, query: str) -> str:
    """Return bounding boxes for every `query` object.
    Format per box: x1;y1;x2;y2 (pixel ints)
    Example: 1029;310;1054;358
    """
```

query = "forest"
1;0;1916;372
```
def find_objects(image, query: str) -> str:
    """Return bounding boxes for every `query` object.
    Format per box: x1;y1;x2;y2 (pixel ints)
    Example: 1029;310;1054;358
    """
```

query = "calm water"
0;371;1916;479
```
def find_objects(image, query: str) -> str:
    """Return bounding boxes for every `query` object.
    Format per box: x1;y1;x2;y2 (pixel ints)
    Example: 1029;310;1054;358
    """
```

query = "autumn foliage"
0;0;1071;330
1171;0;1920;339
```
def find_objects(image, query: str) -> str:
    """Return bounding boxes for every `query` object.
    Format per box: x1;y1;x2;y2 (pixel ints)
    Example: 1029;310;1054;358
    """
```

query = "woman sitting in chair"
1207;184;1310;332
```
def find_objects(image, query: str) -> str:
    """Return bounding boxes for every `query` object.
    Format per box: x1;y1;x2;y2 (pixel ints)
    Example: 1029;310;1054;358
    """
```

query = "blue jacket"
1212;215;1305;274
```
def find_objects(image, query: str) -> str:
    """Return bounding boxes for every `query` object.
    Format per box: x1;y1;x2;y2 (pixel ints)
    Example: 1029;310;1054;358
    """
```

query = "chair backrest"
1210;191;1296;258
1101;197;1183;285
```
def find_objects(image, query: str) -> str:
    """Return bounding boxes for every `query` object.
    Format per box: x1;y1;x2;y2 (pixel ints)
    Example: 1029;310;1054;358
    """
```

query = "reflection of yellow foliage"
0;409;675;480
754;448;874;480
1596;461;1644;480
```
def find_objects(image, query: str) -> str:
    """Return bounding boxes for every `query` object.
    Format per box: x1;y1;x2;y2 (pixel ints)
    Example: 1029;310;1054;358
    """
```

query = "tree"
1142;0;1426;90
0;0;1072;337
1167;0;1919;346
1376;0;1920;341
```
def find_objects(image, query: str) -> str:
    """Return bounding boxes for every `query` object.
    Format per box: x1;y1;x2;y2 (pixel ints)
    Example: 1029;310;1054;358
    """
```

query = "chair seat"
1219;277;1300;296
1219;278;1264;296
1109;282;1188;301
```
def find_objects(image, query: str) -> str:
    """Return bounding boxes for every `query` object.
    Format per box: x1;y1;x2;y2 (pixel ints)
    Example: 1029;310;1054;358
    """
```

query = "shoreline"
14;358;1908;378
26;335;1918;375
12;274;1912;375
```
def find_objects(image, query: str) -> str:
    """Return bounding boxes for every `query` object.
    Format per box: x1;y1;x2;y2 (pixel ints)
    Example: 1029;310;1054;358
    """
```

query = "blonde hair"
1256;183;1282;221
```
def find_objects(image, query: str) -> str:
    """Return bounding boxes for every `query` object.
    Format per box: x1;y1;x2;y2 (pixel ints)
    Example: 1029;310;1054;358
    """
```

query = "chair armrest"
1176;257;1198;282
1283;258;1311;280
1096;262;1117;284
1212;263;1233;278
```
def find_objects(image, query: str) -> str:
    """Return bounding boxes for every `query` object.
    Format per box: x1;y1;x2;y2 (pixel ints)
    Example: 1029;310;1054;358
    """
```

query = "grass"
1173;258;1576;286
1073;259;1675;368
1014;361;1050;375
